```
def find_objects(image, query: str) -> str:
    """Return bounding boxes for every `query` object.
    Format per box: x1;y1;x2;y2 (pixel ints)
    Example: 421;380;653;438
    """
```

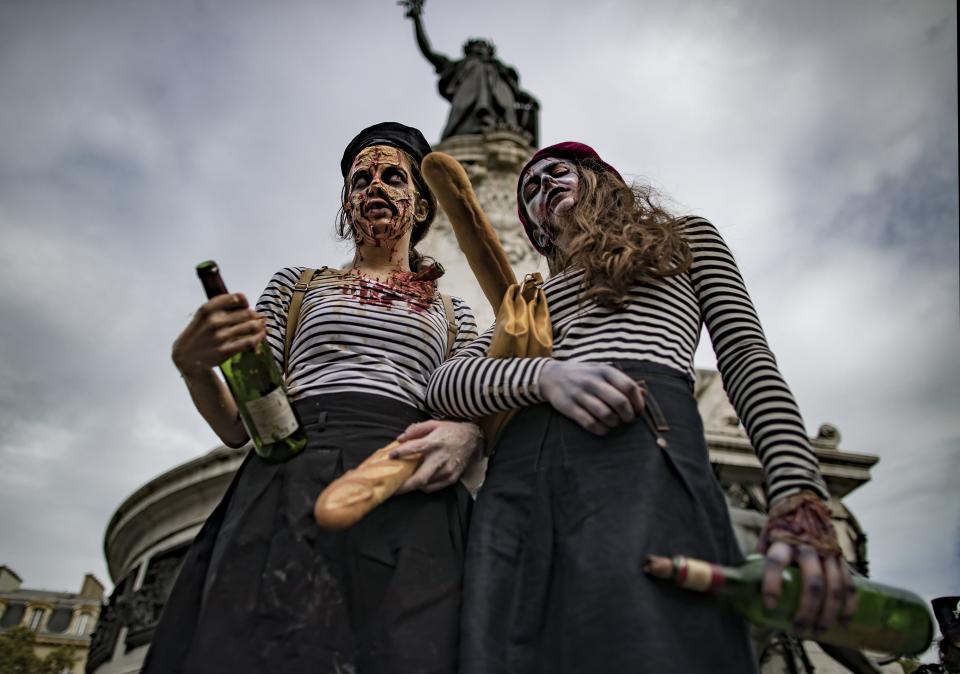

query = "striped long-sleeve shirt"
256;267;478;412
425;217;828;503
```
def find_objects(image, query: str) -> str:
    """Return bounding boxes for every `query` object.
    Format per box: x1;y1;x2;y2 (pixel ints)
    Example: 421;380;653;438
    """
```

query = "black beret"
340;122;432;177
932;596;960;640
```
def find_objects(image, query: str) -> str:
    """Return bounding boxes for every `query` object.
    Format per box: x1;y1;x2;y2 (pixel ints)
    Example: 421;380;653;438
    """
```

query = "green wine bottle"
196;260;307;463
644;554;933;656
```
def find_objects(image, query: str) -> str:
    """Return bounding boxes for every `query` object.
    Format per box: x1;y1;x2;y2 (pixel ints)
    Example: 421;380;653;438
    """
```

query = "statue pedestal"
419;130;547;329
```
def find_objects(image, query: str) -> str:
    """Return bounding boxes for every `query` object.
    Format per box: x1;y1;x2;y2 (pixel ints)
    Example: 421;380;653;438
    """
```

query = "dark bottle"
644;554;934;656
196;260;306;462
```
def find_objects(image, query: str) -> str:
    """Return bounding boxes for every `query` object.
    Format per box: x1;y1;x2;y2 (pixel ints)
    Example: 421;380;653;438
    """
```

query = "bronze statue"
401;0;539;144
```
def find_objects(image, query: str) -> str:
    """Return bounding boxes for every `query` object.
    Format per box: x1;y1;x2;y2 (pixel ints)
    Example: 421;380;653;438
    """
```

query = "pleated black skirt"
143;393;470;674
460;361;758;674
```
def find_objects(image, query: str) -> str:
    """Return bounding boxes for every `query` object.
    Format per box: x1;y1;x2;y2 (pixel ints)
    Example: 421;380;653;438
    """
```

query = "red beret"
516;142;625;254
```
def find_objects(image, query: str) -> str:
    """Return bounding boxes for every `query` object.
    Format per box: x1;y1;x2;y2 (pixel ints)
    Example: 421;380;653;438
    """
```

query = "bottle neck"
196;260;228;299
673;556;730;593
664;555;766;598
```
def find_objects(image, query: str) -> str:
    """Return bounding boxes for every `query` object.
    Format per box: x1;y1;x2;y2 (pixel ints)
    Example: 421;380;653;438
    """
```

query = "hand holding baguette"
313;441;422;530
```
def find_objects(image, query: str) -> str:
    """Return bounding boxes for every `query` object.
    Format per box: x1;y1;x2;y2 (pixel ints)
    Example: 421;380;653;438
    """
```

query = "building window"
27;606;46;630
75;612;91;635
0;602;24;627
45;607;73;633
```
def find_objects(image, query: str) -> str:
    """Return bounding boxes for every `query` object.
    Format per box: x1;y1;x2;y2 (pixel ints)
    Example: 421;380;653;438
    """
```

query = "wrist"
538;358;557;385
175;358;216;382
468;423;484;458
760;490;841;557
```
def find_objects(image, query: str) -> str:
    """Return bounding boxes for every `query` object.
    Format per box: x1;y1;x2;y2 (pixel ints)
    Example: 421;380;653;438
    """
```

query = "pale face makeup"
520;157;581;247
345;145;424;248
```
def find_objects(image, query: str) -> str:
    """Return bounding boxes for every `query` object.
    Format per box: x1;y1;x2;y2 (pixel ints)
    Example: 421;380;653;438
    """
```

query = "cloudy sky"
0;0;956;627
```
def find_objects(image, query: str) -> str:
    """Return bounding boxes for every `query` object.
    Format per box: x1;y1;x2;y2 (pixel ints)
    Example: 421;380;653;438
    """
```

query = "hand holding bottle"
172;292;266;377
172;261;306;461
644;553;933;656
758;489;857;634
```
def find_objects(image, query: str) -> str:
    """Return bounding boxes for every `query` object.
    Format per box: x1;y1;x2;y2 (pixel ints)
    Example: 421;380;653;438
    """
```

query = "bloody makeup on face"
346;145;421;248
520;157;581;247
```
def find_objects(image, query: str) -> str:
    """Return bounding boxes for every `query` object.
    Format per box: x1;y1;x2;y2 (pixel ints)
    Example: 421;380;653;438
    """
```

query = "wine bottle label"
246;387;299;441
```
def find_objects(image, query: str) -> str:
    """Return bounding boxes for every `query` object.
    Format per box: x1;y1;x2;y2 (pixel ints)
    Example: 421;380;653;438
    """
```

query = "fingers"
389;439;428;460
392;420;482;459
174;295;266;374
197;294;265;356
599;367;646;415
218;333;265;360
573;392;621;429
762;542;793;611
396;419;441;443
793;546;825;632
215;315;266;343
392;421;477;492
205;314;265;361
839;560;858;624
396;451;437;494
552;397;609;436
581;381;636;424
194;294;258;331
817;555;844;631
396;451;461;494
208;307;263;334
629;384;646;415
204;292;250;312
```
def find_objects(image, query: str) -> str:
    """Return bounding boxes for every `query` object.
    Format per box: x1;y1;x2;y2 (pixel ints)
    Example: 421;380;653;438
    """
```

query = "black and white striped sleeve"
687;217;829;504
425;322;550;419
254;267;300;371
449;296;479;357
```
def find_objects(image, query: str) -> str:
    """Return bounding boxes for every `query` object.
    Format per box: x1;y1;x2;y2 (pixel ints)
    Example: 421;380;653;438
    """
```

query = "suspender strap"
283;267;316;373
440;293;457;358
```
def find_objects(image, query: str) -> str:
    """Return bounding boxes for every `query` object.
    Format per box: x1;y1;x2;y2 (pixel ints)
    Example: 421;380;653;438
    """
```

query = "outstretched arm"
399;0;448;71
687;216;855;633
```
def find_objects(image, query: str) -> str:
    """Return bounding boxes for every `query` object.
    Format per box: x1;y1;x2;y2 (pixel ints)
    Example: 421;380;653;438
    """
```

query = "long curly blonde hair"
547;159;692;309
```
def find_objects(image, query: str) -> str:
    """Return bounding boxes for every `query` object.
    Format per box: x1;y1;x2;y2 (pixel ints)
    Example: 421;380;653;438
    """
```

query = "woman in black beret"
144;122;480;674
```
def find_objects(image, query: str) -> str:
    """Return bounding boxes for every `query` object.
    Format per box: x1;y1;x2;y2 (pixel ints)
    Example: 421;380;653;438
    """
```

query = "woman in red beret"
426;142;853;672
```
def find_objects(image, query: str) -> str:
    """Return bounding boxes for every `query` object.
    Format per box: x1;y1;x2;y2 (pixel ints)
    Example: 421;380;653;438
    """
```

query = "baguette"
313;441;422;530
421;152;517;314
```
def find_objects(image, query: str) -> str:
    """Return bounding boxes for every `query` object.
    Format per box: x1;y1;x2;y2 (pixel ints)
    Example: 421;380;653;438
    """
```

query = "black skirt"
460;361;758;674
143;393;470;674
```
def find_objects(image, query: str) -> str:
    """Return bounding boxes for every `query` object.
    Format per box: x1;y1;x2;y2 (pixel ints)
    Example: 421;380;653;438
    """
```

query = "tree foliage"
0;626;78;674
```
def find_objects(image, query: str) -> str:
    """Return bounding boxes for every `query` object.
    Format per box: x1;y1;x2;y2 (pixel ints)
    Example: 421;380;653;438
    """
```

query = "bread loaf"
313;441;422;530
421;151;517;314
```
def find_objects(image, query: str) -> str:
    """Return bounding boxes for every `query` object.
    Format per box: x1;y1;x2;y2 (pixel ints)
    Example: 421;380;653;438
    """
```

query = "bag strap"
283;267;332;373
440;293;457;359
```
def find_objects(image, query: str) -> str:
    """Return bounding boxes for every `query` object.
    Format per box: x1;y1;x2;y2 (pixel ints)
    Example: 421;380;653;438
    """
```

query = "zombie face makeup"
346;145;426;248
520;157;581;247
